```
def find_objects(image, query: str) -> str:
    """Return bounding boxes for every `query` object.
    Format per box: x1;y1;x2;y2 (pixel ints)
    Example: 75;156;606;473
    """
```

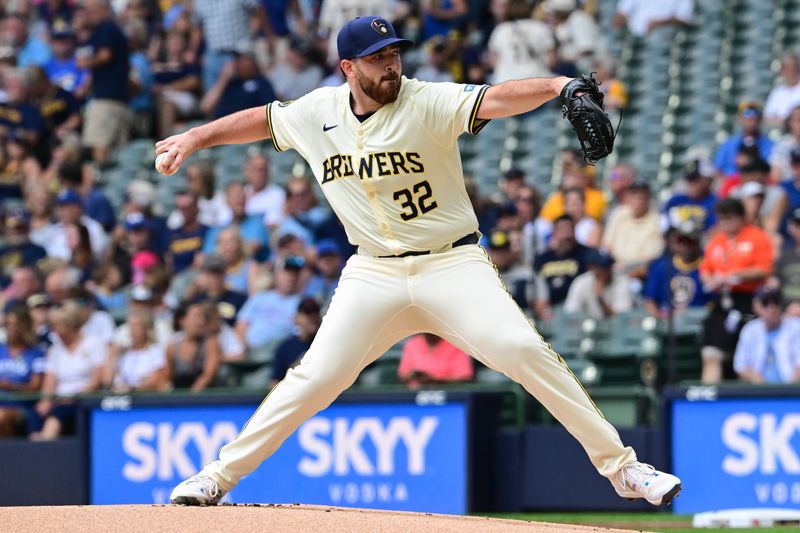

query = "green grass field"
486;512;799;532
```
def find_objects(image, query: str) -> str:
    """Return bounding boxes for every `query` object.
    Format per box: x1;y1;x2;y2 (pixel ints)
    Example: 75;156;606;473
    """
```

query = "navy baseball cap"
337;17;414;61
56;189;82;206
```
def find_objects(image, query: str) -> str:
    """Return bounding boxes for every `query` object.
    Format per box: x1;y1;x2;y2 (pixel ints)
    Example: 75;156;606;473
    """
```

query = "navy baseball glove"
560;73;616;164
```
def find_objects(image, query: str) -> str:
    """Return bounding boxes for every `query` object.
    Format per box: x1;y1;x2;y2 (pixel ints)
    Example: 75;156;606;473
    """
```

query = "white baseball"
155;151;177;175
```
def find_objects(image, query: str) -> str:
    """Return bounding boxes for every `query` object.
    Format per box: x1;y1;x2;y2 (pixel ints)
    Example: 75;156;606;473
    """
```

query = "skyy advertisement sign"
672;397;800;513
91;402;467;513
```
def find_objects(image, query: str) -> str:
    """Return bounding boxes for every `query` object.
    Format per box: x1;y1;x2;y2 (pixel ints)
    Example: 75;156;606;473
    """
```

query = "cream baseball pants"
207;245;636;489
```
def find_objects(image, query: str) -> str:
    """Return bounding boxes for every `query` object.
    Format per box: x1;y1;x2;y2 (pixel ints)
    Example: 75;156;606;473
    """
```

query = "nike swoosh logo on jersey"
323;124;338;132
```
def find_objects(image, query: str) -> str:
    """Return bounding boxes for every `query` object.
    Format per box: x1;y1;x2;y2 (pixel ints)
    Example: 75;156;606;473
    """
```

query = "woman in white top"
32;301;106;440
105;309;168;393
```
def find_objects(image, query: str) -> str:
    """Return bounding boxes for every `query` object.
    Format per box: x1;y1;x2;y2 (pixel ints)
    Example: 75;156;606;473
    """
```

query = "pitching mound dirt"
1;504;644;533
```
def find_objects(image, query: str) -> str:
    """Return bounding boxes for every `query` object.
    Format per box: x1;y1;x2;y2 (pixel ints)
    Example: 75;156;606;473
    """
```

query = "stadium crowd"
1;0;800;440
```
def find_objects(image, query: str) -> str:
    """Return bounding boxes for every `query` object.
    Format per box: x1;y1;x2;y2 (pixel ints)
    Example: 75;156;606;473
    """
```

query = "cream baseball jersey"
265;77;489;256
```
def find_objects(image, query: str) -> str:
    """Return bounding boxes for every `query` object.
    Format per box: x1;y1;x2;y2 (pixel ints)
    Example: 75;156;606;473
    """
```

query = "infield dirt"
0;504;648;532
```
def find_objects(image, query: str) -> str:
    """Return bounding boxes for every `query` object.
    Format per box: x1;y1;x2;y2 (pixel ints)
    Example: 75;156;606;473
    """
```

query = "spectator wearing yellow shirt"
540;149;607;221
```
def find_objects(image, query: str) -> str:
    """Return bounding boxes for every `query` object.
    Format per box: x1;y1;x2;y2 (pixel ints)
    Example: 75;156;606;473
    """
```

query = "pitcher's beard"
356;69;401;104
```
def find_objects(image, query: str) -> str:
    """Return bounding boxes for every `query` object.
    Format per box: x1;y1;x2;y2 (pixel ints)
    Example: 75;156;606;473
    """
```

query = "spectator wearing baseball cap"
270;297;322;386
44;188;109;261
602;181;663;278
774;207;800;313
485;229;532;310
733;286;800;384
643;219;710;318
662;157;718;233
123;181;169;256
189;254;247;327
728;158;784;235
201;43;277;120
57;161;116;233
563;249;634;319
303;240;343;311
714;100;774;177
44;19;90;95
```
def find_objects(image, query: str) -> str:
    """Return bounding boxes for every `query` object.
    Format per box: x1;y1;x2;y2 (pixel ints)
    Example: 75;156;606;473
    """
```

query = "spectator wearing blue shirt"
44;23;90;97
715;101;774;178
643;221;710;318
0;211;47;289
236;257;304;358
734;286;800;384
123;18;154;135
303;240;342;311
204;181;271;261
276;177;329;246
78;0;131;163
58;162;116;233
168;191;209;274
201;48;277;119
5;14;53;68
28;66;82;142
0;305;46;437
271;297;321;386
662;158;719;233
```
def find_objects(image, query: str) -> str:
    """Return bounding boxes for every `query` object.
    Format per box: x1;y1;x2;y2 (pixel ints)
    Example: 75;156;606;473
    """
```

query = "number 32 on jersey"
393;180;438;221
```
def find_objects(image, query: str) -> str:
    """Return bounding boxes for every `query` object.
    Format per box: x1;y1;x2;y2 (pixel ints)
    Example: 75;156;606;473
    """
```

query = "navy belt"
377;232;479;258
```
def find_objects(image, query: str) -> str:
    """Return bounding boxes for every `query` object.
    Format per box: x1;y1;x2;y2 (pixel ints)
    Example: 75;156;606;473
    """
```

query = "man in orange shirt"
699;198;774;383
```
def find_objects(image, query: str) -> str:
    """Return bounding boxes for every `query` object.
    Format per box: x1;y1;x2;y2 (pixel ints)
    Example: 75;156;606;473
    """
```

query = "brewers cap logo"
371;18;390;35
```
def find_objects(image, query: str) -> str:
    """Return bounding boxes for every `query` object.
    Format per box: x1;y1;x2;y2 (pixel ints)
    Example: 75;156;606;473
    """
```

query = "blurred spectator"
28;66;82;142
25;183;55;246
318;0;392;66
121;179;169;255
71;286;116;347
562;188;601;247
215;227;265;295
734;286;800;384
398;334;473;389
270;297;321;385
0;305;45;437
123;18;154;136
613;0;693;37
485;229;531;310
539;151;606;221
769;105;800;182
189;254;247;325
79;0;132;164
0;68;46;149
542;0;602;75
166;301;221;391
65;222;94;282
774;208;800;313
303;240;342;311
3;13;52;68
268;37;323;101
764;52;800;128
207;303;245;364
421;0;467;42
1;266;42;315
58;162;115;233
277;176;328;246
0;211;47;287
514;184;545;264
602;181;663;278
498;167;527;204
643;222;710;318
738;182;768;228
204;181;270;260
244;153;285;230
37;0;76;31
662;157;718;233
775;148;800;235
593;55;627;113
192;0;271;90
168;191;208;274
236;256;304;358
564;249;633;318
729;158;784;238
104;309;168;392
151;28;201;139
109;213;156;284
27;293;54;350
714;101;773;178
88;262;128;321
259;0;308;68
700;198;774;383
414;36;454;83
0;133;41;201
168;161;227;229
488;0;554;83
44;266;79;305
44;20;90;96
533;215;589;319
200;48;277;119
44;189;109;260
32;301;105;440
111;284;173;351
